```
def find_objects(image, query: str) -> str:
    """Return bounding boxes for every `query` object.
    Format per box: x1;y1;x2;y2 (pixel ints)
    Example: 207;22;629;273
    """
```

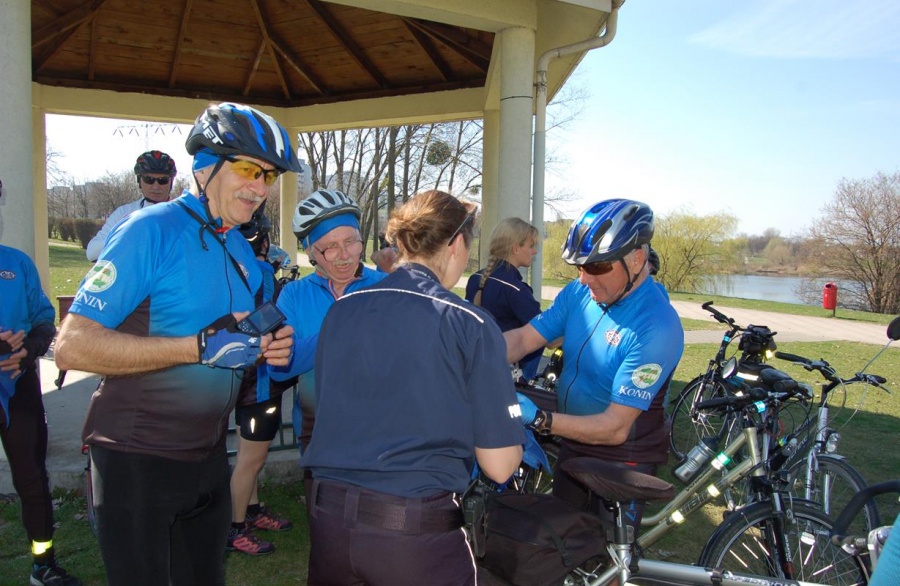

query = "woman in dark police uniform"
302;190;525;585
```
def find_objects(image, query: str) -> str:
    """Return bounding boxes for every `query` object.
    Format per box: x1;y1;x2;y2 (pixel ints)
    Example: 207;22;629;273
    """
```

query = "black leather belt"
312;480;464;534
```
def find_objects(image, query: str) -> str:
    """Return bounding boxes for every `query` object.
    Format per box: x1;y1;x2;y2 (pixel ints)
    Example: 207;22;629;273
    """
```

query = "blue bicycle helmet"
562;199;654;265
185;102;302;174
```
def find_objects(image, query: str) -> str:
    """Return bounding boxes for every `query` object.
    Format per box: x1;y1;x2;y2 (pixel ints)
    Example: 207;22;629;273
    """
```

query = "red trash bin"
822;282;838;311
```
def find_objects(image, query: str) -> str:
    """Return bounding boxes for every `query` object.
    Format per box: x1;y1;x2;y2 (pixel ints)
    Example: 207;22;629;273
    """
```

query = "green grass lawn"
1;244;895;584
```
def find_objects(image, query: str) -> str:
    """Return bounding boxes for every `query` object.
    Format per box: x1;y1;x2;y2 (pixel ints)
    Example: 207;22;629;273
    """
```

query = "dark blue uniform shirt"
302;264;525;497
465;260;543;379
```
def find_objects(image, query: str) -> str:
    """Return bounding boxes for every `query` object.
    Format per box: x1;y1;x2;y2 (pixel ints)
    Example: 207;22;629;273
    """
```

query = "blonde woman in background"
466;217;544;380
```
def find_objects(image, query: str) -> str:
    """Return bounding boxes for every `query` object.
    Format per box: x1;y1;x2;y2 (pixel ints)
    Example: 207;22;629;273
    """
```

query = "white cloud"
689;0;900;59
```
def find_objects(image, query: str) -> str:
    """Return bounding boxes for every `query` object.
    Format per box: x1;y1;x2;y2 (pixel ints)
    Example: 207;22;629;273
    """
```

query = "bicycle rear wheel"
698;499;868;585
668;375;731;460
787;453;880;537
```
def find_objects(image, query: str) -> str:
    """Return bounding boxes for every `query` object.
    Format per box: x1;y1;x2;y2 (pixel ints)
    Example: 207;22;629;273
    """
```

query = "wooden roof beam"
402;18;490;72
243;38;267;97
402;19;452;82
304;0;389;88
266;30;328;96
87;13;98;80
248;0;292;100
32;0;109;49
168;0;193;88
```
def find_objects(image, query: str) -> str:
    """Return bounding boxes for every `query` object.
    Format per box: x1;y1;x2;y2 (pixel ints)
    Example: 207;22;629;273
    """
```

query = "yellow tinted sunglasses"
226;157;281;186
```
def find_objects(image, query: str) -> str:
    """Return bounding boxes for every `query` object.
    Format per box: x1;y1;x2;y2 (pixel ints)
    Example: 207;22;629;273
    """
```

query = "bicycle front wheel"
787;453;881;537
668;375;731;461
698;499;868;585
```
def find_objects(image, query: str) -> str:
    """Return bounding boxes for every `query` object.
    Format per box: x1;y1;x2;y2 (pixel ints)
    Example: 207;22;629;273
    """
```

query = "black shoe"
30;563;82;586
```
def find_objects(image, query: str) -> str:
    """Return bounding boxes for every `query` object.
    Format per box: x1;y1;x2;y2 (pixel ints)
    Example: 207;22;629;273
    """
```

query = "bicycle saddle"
560;458;675;504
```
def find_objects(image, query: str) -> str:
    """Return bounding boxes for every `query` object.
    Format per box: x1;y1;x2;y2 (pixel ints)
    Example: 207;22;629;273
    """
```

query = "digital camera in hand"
236;302;286;336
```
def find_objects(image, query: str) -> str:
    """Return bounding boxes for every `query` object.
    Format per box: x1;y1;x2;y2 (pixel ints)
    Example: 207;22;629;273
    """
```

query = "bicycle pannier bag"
478;492;606;586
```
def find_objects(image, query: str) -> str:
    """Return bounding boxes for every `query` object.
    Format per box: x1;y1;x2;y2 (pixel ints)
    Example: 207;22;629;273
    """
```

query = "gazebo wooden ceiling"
31;0;495;109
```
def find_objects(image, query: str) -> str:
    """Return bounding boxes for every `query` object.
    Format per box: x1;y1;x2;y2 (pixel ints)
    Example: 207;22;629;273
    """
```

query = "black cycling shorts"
234;395;283;442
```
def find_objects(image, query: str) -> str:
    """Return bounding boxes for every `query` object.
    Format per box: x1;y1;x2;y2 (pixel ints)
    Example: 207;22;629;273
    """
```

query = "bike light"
825;431;841;453
800;532;816;546
706;485;721;497
711;453;733;470
669;511;685;524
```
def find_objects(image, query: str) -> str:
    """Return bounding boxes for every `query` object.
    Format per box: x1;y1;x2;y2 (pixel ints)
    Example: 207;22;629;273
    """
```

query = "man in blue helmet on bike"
504;198;684;536
55;102;300;586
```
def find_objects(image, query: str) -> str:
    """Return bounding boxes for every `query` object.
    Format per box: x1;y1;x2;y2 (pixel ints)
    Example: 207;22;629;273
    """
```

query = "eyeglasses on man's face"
226;157;281;186
578;261;616;276
140;176;170;185
314;238;364;262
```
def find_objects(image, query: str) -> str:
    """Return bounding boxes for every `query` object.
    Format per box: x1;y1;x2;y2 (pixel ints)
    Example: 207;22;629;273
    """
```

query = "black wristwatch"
528;409;554;436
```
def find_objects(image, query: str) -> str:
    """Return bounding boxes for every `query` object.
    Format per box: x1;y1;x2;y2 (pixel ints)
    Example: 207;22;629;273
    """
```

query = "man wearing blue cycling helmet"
55;102;300;585
504;198;684;536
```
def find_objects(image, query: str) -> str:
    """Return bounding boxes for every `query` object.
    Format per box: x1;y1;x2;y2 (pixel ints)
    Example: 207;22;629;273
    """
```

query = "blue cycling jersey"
69;193;263;461
530;277;683;463
0;245;56;418
273;266;387;445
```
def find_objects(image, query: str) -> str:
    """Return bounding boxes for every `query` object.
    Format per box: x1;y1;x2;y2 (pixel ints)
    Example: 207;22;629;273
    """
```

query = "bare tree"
808;171;900;313
89;171;139;219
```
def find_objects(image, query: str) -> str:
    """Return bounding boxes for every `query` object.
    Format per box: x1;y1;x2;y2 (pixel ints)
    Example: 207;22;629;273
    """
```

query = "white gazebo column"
279;131;300;256
479;109;500;267
0;1;40;272
496;26;535;224
32;108;50;286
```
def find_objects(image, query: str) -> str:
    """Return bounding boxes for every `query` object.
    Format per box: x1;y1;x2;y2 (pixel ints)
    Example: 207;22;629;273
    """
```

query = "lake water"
696;274;812;306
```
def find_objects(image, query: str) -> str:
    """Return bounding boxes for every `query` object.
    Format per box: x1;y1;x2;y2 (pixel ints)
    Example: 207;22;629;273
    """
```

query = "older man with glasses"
504;198;684;540
271;189;388;506
86;150;178;261
55;102;299;586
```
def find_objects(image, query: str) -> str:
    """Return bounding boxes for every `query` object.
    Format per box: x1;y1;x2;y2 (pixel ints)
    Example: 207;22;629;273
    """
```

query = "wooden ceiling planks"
30;0;495;108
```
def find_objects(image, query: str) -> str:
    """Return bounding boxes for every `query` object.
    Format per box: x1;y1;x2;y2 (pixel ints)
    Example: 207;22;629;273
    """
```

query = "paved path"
2;282;893;495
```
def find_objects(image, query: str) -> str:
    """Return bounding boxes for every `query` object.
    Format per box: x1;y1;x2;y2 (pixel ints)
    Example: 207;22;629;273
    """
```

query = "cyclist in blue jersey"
504;199;684;536
302;190;524;585
54;102;300;586
465;217;544;381
270;189;387;505
86;150;178;262
0;242;82;586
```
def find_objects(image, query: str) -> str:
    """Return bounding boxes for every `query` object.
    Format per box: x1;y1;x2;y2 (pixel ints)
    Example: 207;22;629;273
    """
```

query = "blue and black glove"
198;314;262;369
516;391;554;436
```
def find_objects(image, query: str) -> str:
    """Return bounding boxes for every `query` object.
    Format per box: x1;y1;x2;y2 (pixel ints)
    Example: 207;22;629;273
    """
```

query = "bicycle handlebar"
702;301;736;327
694;387;768;411
775;351;890;391
830;479;900;545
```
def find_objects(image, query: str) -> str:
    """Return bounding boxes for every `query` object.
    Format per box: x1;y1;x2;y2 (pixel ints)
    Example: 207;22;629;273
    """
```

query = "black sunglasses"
141;176;170;185
447;212;475;247
578;261;616;276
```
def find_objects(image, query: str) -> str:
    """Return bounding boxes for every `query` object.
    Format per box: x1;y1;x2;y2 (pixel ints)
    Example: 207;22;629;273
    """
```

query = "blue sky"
46;0;900;237
549;0;900;236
